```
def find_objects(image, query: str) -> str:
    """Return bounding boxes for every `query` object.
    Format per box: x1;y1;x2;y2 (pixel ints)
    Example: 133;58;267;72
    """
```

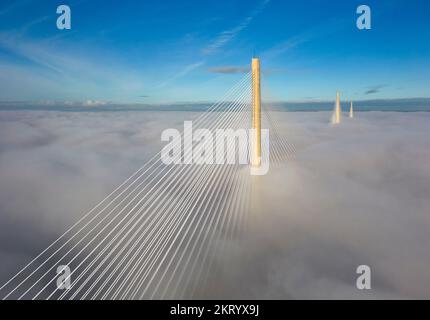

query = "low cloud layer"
2;97;430;112
0;110;430;299
0;110;192;286
202;111;430;299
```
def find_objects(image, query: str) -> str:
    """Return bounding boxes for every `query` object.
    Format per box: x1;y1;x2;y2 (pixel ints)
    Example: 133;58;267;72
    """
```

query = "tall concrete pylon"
251;58;261;167
333;92;342;124
349;100;354;118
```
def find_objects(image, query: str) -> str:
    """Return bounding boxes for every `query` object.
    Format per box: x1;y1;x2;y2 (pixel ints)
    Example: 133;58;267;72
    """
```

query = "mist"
1;110;429;299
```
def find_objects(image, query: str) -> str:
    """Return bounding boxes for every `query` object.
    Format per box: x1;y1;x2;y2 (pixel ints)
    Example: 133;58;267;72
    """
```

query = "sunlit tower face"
333;92;342;124
251;58;262;167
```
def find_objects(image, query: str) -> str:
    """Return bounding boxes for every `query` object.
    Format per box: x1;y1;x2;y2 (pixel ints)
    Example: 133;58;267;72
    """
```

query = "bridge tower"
334;92;342;124
251;58;262;167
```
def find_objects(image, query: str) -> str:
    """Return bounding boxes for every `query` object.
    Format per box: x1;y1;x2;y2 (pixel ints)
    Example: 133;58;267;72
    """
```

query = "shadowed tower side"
251;58;262;167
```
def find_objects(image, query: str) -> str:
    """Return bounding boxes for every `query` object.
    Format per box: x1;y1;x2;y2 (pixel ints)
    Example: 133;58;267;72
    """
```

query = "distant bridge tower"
251;58;262;167
333;92;342;124
349;100;354;118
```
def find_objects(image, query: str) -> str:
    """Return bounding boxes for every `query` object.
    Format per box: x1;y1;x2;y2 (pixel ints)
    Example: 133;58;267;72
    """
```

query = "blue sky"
0;0;429;104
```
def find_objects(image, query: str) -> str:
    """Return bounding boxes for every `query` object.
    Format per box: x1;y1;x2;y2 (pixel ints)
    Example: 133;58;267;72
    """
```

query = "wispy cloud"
0;30;111;78
155;61;205;89
19;15;50;34
202;0;270;55
365;84;388;95
152;1;270;90
0;32;147;101
0;0;31;17
261;19;347;60
261;35;311;60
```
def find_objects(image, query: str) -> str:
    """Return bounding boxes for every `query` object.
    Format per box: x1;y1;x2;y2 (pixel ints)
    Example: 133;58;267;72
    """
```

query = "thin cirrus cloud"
0;31;147;101
0;0;31;17
201;0;270;56
156;0;270;90
261;18;348;61
154;61;205;89
0;0;271;101
261;35;310;61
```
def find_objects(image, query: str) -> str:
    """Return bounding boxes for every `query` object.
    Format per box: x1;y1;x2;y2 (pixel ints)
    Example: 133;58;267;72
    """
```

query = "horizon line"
1;97;430;107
